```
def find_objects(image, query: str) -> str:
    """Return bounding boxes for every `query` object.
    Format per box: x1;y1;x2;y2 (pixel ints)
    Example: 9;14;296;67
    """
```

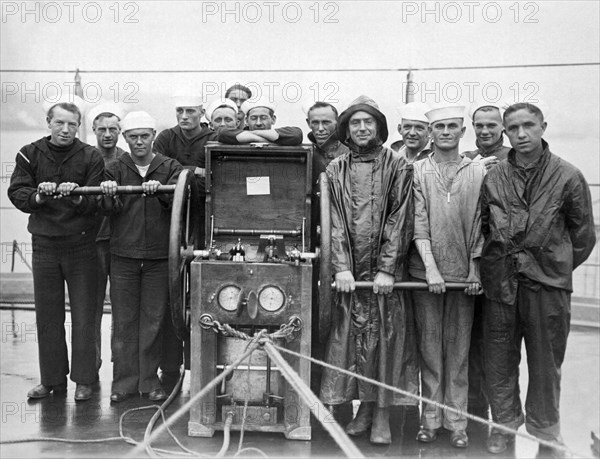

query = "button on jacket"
480;140;596;304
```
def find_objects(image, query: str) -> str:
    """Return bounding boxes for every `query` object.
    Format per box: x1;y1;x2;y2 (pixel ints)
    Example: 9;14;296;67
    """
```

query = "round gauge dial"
258;286;285;312
217;285;241;311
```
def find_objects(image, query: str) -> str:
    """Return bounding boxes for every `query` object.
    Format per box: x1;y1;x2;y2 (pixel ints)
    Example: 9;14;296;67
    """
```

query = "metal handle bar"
331;281;471;290
60;185;177;195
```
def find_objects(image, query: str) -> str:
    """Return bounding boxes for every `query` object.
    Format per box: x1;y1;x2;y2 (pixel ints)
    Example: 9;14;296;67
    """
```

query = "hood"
337;95;388;146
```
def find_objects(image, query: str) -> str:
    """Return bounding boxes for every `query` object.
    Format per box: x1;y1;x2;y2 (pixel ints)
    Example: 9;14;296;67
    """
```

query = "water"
1;128;598;301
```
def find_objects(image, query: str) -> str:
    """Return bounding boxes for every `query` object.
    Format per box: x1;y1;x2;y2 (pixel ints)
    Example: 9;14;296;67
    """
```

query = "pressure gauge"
258;286;285;312
217;285;241;311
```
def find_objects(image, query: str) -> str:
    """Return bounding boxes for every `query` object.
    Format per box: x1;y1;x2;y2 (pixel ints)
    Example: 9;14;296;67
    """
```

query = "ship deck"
0;308;598;458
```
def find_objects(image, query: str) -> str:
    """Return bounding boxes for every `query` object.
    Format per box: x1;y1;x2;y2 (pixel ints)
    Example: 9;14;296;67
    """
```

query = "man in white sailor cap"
397;101;432;163
409;105;486;448
8;99;104;402
217;99;303;145
100;111;183;403
153;94;213;390
204;98;239;132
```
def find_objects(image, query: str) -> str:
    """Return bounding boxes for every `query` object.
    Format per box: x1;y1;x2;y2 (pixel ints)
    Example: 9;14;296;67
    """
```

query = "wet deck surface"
1;309;598;458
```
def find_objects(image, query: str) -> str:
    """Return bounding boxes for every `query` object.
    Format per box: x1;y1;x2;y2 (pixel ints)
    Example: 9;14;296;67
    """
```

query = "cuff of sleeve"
69;196;87;213
377;267;395;277
332;266;351;275
412;233;430;241
29;193;42;210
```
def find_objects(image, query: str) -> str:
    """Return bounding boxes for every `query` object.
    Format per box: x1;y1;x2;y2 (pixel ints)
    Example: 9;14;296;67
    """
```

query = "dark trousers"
412;288;474;431
32;234;97;386
468;296;488;411
483;279;570;441
159;315;183;373
110;255;169;394
95;240;111;372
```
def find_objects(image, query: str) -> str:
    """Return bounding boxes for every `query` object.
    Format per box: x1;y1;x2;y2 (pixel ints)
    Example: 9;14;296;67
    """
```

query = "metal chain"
198;314;302;343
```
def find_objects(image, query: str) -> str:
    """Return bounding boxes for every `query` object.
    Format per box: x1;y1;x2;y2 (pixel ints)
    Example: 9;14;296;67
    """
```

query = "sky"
0;5;598;445
1;0;599;179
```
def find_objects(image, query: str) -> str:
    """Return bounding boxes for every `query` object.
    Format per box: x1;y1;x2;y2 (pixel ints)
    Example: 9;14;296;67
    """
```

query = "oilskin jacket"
8;137;104;237
320;145;419;407
104;153;183;260
480;140;596;304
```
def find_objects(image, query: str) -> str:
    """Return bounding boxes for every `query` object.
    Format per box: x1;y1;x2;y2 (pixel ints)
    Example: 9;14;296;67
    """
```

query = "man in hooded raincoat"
319;95;419;445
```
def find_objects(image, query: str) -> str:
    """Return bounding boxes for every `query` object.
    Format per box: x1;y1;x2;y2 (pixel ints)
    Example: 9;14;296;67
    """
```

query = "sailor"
224;83;252;129
463;100;510;169
410;105;485;449
319;95;419;445
153;93;212;390
397;102;432;163
88;104;127;377
481;102;596;455
461;100;510;418
205;98;240;132
100;111;183;403
217;99;303;145
8;99;104;402
304;101;350;391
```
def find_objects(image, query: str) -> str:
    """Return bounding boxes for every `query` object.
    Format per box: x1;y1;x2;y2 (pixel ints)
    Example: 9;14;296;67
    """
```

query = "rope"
271;344;584;458
126;339;261;458
216;412;234;458
140;369;204;458
0;320;586;458
0;436;124;445
262;340;365;458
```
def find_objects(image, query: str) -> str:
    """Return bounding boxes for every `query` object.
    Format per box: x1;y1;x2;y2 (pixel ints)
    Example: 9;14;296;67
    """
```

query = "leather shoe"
74;383;93;401
416;427;438;443
110;392;130;403
487;432;513;454
148;388;167;402
450;429;469;448
27;382;67;399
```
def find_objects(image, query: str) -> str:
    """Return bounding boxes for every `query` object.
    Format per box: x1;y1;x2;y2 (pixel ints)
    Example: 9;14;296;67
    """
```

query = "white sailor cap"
398;102;431;123
205;98;239;121
88;102;125;125
172;94;204;108
240;99;276;116
425;105;466;124
468;100;504;120
120;111;156;132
